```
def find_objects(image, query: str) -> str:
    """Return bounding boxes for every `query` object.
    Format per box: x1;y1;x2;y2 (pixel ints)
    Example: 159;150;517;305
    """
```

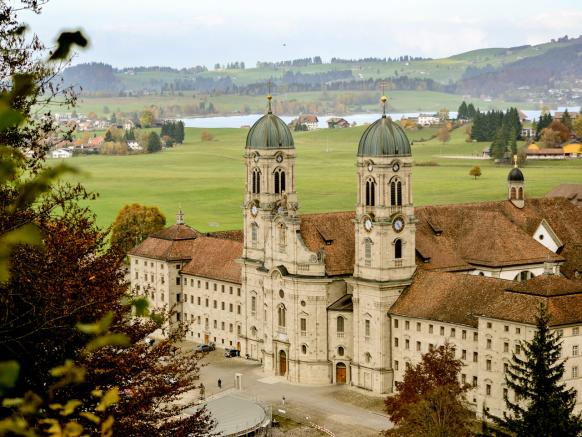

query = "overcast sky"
22;0;582;68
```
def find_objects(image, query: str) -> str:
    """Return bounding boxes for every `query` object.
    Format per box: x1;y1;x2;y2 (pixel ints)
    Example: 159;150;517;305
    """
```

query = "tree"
385;344;471;428
139;109;155;128
438;108;449;123
201;130;214;141
0;5;213;435
437;127;450;144
111;204;166;253
457;101;468;120
547;119;570;143
493;304;582;436
469;166;482;180
561;109;573;130
540;128;562;148
147;131;162;153
388;386;474;437
105;129;114;142
573;116;582;139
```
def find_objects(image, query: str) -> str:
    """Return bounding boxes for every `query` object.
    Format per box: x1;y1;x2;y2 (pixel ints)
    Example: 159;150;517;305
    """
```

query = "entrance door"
236;341;241;351
204;334;209;344
279;350;287;376
336;362;347;384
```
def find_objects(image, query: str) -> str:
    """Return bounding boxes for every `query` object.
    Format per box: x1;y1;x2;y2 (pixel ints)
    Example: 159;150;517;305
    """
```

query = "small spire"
513;154;518;168
267;80;273;114
176;207;184;225
381;95;388;118
379;81;388;118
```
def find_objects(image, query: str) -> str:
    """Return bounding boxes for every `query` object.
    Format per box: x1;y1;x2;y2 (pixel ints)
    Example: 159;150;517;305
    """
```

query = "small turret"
176;208;185;225
508;155;525;208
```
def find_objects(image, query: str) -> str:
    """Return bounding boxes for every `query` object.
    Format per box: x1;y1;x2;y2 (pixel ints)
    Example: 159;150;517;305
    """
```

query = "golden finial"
267;80;273;113
513;154;518;168
380;82;388;117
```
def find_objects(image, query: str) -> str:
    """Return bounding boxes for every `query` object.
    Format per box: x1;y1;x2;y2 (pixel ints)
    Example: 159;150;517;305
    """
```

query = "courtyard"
189;346;393;436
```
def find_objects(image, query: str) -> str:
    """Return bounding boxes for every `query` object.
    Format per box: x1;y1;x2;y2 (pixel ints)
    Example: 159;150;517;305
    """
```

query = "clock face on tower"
367;163;373;172
392;162;400;172
253;154;260;163
364;218;373;232
250;205;258;216
393;217;404;232
276;154;283;163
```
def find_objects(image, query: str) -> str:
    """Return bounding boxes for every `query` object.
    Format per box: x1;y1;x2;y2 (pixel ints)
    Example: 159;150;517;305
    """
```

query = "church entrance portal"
279;350;287;376
336;362;347;384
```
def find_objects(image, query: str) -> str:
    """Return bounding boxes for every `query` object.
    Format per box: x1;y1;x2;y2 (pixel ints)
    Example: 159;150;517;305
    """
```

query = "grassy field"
63;125;582;231
76;90;522;119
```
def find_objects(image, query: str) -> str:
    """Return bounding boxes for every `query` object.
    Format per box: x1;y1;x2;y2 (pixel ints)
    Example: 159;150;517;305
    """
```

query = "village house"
292;114;319;131
327;117;350;128
51;148;73;159
129;96;582;420
417;113;440;126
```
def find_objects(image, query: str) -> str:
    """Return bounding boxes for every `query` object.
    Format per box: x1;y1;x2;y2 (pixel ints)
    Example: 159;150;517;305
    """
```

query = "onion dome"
357;95;411;157
508;167;524;182
245;95;294;150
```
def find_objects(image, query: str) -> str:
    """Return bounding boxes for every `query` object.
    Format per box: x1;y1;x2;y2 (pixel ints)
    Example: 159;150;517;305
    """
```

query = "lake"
180;108;579;129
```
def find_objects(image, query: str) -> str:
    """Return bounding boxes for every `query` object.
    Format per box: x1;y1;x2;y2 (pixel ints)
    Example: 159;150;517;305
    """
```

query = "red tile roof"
129;224;199;261
181;237;242;284
391;270;582;327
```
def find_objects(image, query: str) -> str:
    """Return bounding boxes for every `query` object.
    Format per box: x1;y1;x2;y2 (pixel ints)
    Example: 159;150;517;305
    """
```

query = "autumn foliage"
111;203;166;253
385;344;472;435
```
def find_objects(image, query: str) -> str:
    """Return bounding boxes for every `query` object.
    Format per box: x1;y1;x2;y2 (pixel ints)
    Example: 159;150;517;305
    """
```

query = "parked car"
224;348;240;358
196;342;215;352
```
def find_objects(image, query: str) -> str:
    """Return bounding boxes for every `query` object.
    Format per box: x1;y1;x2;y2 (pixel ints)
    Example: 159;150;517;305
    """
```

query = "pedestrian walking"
282;395;286;405
218;378;222;389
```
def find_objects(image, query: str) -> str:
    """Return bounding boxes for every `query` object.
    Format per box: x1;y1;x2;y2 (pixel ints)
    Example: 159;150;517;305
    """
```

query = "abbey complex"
129;97;582;418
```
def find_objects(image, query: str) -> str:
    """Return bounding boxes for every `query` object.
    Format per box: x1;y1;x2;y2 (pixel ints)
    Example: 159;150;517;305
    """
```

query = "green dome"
246;112;294;150
358;115;411;157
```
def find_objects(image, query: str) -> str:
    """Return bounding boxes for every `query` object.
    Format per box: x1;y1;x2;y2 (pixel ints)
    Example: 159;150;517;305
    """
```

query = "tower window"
274;168;286;194
365;178;376;206
510;186;517;200
252;168;261;194
364;238;372;267
394;239;402;259
251;223;258;246
518;187;523;200
390;179;402;206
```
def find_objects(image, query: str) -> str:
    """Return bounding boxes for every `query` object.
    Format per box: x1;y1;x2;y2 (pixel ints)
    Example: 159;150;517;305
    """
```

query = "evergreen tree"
147;131;162;153
494;304;582;436
509;127;518;156
110;112;117;123
457;101;468;120
561;109;573;130
104;129;114;142
535;113;553;139
491;127;507;159
467;103;477;120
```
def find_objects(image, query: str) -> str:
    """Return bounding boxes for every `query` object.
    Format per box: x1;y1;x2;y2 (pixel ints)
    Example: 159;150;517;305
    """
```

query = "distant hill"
60;36;582;104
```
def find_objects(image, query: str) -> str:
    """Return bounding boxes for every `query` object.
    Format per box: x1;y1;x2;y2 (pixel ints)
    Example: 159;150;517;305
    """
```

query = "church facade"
129;97;582;418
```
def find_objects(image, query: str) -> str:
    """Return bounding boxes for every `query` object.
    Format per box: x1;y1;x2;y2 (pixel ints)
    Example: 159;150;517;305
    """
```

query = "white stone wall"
180;274;243;349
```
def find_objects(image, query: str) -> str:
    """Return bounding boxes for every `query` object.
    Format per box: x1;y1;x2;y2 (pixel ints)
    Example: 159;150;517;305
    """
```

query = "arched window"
364;238;372;267
301;344;307;354
278;223;286;246
365;352;372;364
390;179;402;206
338;346;344;356
514;271;535;282
337;316;345;333
251;223;258;246
365;178;376;206
518;187;523;200
394;239;402;259
278;305;286;327
251;295;256;313
274;168;286;194
510;187;517;200
252;168;261;194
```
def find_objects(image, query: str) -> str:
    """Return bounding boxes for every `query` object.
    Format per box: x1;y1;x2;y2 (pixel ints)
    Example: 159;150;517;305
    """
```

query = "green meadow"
64;125;582;231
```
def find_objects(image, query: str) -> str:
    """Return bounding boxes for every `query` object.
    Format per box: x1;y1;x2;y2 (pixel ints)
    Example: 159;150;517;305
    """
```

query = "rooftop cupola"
357;96;411;157
245;94;294;150
508;155;525;208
